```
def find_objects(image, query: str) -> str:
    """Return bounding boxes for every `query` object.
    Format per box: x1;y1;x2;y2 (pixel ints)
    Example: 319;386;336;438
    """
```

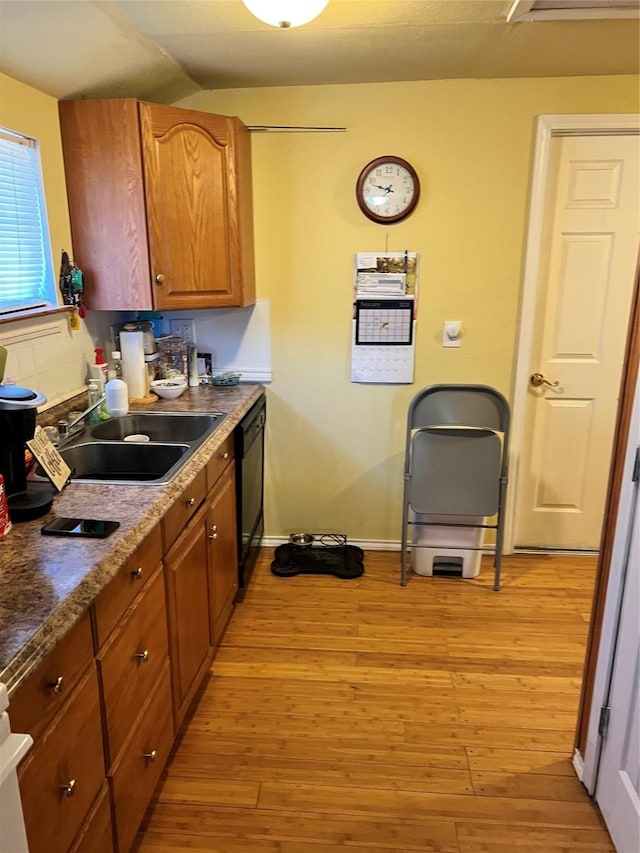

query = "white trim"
505;114;640;554
581;372;640;794
261;536;496;553
507;0;640;22
572;747;585;781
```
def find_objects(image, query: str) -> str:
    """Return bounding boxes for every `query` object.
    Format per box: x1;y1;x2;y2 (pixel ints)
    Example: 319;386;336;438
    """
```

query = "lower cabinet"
208;464;238;645
108;672;174;853
15;430;242;852
165;502;214;727
17;666;106;853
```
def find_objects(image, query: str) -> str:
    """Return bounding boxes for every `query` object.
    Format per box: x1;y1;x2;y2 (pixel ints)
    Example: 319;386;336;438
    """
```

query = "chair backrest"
408;384;510;434
409;427;501;515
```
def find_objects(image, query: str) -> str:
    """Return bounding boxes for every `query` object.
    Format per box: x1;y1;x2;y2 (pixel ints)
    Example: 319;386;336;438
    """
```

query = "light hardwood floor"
135;549;613;852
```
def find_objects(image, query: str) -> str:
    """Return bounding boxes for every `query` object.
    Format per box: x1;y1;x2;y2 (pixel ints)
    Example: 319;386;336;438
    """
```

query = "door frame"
505;113;640;554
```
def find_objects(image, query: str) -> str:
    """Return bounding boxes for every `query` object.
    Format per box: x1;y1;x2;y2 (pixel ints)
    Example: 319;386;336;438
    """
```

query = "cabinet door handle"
222;452;229;460
209;524;217;540
144;750;157;763
61;779;76;798
49;675;64;694
186;497;195;507
155;274;165;285
134;649;150;662
131;567;143;580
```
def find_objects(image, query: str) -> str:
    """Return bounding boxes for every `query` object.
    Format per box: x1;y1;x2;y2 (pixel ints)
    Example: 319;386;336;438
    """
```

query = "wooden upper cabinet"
58;98;255;311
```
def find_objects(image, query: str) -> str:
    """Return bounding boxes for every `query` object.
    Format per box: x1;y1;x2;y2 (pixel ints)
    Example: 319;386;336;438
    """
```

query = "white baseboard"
572;748;585;782
261;536;401;551
261;536;495;553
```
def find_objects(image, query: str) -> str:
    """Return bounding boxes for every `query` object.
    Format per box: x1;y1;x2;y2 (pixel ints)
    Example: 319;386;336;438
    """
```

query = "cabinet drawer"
69;783;114;853
109;668;173;853
96;566;171;767
19;667;105;853
162;466;207;552
10;609;93;741
93;527;162;648
206;432;234;490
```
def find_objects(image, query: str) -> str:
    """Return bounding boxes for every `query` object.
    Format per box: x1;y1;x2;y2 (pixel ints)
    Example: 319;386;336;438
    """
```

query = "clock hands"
373;184;394;195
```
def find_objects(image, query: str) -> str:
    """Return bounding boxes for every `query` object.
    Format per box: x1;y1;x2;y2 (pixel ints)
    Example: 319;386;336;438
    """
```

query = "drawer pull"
131;567;143;580
61;779;76;798
50;675;64;694
144;750;157;763
186;497;195;507
134;650;150;662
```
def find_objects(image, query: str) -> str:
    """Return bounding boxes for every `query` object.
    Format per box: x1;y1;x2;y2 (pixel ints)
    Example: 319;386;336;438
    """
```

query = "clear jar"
157;336;187;380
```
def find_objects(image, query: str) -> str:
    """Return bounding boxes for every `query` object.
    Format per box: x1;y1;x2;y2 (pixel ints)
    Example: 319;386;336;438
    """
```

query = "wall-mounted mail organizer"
351;251;420;384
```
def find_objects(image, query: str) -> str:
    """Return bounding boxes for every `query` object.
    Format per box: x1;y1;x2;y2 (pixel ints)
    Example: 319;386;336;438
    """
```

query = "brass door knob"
530;372;559;388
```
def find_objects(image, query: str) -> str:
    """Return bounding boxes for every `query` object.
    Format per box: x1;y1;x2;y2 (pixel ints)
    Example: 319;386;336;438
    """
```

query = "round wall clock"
356;155;420;224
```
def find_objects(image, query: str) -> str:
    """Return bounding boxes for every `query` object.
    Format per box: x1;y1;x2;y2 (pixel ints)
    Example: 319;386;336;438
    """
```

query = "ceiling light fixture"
241;0;329;28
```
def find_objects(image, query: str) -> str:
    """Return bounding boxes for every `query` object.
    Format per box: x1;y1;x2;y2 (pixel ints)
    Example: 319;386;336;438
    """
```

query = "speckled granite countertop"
0;383;264;695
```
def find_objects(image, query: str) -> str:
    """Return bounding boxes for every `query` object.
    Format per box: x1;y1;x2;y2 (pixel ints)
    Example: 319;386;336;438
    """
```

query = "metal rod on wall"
247;125;346;132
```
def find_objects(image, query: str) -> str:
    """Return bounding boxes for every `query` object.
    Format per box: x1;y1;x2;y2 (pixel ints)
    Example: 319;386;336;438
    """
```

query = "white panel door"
515;134;639;549
595;480;639;853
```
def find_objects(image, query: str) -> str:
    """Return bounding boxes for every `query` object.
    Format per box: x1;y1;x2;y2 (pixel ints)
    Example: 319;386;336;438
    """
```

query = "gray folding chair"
400;384;510;590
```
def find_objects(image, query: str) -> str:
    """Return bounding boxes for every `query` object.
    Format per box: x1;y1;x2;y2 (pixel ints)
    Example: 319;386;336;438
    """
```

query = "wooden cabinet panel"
96;566;170;767
109;671;173;853
18;667;105;853
165;503;213;725
68;783;114;853
93;528;162;648
161;466;207;553
208;465;239;646
58;98;153;311
58;98;255;311
206;432;234;491
10;610;93;742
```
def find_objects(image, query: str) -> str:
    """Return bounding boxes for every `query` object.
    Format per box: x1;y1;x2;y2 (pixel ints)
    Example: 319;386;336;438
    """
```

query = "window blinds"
0;128;55;312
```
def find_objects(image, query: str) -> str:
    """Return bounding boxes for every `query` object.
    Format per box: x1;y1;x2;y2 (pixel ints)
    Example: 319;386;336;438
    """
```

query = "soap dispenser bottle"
105;351;129;417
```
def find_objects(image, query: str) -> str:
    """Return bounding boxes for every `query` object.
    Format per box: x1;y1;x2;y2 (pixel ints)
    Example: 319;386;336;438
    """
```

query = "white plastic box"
411;512;484;578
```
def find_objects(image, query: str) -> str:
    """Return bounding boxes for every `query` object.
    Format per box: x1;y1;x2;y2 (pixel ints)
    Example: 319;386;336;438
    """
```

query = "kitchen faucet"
57;395;107;445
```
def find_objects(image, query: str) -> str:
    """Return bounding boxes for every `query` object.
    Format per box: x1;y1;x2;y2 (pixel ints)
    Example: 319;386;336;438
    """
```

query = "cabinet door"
19;668;105;853
207;464;238;646
140;103;250;310
96;566;171;767
164;505;213;725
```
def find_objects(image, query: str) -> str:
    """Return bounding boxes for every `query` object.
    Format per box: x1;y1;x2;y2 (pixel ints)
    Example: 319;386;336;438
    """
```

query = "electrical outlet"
169;319;195;343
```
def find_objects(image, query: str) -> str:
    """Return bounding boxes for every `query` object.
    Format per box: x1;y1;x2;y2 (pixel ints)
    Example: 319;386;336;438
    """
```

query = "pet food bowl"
289;533;314;547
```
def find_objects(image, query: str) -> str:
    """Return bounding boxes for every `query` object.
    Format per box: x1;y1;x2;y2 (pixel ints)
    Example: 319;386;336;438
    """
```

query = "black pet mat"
271;544;364;579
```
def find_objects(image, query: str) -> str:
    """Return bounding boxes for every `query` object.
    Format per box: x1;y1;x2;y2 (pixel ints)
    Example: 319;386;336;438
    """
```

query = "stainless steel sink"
36;441;191;485
34;410;227;486
90;412;224;443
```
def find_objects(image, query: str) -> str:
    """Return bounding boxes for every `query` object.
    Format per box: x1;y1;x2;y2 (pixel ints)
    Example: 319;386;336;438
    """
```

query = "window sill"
0;304;75;326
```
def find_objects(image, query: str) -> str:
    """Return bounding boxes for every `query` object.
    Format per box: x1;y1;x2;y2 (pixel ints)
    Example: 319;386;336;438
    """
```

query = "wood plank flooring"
134;550;613;853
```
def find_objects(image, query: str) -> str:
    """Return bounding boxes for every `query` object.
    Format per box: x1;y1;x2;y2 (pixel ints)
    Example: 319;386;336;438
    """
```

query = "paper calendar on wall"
351;252;419;384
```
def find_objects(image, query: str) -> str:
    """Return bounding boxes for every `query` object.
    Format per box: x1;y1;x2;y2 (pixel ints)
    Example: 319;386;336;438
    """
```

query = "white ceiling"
0;0;638;104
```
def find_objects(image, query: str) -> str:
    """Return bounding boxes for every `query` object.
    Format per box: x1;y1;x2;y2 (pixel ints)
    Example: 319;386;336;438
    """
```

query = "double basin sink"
38;412;227;486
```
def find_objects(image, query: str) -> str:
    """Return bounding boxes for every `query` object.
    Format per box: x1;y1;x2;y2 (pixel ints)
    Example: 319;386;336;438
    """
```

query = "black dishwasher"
234;395;266;596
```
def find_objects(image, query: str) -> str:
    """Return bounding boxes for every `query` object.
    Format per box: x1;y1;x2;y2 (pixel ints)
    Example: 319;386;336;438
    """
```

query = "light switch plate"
443;320;462;348
169;319;195;343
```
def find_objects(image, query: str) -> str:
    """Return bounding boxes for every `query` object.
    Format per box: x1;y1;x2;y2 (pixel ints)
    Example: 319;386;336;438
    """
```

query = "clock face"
356;156;420;223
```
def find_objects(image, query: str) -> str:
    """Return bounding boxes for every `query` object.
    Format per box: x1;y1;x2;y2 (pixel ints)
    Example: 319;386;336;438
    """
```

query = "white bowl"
151;378;188;400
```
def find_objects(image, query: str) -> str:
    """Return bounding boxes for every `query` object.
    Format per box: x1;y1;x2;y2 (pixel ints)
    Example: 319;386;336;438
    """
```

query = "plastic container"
87;380;102;425
105;375;129;417
411;512;484;578
107;351;124;381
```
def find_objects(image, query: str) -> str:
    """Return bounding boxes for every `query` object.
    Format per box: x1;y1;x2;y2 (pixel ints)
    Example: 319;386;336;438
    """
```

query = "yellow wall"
177;76;638;543
0;73;72;262
0;73;101;403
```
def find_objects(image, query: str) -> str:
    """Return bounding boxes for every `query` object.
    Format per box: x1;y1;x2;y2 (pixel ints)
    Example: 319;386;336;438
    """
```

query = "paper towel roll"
120;330;147;400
